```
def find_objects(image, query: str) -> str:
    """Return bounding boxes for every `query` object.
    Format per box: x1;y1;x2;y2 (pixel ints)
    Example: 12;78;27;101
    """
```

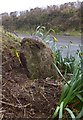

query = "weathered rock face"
19;36;57;79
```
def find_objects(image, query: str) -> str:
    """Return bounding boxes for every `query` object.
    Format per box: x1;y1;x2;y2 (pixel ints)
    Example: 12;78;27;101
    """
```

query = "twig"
2;56;17;66
23;107;27;117
53;62;71;86
0;114;4;120
2;95;9;102
0;101;31;108
0;110;6;113
44;82;61;87
39;92;49;103
10;90;22;107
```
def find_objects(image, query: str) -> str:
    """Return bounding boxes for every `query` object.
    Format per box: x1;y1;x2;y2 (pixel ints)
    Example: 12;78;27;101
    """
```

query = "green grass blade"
63;84;77;107
78;90;83;94
59;101;64;119
65;108;76;120
52;106;60;119
76;94;83;102
53;62;70;86
59;83;70;104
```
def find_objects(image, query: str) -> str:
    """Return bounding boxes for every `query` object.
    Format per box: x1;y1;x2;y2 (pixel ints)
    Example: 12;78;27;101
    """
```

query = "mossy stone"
19;36;57;79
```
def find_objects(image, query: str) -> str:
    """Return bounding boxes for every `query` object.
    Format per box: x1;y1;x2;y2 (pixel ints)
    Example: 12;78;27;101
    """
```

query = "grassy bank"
16;28;81;37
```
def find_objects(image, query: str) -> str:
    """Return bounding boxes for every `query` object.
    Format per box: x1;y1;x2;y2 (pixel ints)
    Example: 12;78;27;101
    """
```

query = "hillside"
1;1;81;33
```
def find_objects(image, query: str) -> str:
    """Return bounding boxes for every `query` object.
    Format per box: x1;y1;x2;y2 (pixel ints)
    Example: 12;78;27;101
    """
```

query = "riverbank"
15;29;81;37
59;30;81;37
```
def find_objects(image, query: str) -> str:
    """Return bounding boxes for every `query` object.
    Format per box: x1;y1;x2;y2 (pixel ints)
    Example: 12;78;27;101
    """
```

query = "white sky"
0;0;82;14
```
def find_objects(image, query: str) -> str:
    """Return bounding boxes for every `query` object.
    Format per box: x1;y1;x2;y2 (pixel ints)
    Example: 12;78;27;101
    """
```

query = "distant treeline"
1;1;82;32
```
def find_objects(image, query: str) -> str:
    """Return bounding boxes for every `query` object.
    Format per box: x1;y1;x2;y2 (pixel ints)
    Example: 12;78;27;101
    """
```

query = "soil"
2;35;62;120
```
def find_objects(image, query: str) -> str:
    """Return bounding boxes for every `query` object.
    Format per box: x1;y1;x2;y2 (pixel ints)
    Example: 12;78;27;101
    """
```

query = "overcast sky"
0;0;82;14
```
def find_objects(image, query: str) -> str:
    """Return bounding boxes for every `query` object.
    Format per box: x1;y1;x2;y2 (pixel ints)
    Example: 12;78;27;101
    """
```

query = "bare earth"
2;44;62;120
